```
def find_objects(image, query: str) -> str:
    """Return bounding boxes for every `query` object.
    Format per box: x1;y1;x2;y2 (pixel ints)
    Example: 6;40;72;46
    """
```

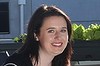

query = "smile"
51;42;63;47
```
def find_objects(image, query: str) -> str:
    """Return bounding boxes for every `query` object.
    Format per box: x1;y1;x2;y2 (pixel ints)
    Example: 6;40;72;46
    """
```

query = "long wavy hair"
18;4;73;66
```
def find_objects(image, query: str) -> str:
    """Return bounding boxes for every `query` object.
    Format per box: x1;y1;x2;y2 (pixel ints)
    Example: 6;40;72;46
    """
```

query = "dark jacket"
2;53;33;66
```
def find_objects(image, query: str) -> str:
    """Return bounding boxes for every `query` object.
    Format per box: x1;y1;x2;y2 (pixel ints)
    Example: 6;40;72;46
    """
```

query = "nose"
54;31;61;39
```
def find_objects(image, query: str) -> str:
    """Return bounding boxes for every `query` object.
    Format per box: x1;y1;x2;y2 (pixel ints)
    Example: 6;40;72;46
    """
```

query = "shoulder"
2;53;31;66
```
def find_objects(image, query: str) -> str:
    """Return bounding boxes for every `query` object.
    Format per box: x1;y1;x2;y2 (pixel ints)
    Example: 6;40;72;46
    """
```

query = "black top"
2;53;33;66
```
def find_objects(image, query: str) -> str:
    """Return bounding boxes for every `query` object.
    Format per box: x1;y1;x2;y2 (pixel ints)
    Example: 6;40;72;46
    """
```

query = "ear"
34;33;39;41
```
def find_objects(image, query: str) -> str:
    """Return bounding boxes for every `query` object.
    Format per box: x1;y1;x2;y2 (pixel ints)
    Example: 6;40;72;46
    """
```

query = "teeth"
53;43;61;46
52;42;62;47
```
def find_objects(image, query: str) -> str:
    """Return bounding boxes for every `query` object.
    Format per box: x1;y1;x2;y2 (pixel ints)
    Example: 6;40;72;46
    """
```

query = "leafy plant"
72;23;100;41
13;33;27;43
84;24;100;40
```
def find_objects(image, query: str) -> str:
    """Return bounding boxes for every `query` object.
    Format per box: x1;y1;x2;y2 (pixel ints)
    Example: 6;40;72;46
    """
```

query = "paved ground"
72;61;100;66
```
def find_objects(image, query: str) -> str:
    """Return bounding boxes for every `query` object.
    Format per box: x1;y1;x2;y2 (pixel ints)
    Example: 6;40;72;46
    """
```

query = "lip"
51;42;63;47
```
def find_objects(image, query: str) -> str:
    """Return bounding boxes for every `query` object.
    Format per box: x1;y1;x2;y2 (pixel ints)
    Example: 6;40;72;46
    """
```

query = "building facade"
0;0;100;41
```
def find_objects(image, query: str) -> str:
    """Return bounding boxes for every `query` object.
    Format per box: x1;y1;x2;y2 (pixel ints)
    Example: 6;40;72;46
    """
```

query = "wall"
31;0;100;27
0;0;100;40
0;0;32;40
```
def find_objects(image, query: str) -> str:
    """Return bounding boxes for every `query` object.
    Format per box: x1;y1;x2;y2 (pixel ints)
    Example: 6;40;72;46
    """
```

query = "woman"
3;4;73;66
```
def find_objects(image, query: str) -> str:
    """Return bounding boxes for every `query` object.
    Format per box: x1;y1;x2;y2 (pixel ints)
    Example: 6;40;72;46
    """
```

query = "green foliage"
72;23;86;40
13;33;27;43
72;23;100;41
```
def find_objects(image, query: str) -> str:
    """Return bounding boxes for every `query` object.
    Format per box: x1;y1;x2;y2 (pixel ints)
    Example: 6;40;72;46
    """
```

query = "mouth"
51;42;63;47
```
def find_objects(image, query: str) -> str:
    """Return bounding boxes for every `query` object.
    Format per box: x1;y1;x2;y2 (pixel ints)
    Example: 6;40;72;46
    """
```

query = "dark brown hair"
18;4;73;66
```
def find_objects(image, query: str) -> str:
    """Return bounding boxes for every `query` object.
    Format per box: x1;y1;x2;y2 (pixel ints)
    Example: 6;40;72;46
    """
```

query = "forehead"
42;16;67;27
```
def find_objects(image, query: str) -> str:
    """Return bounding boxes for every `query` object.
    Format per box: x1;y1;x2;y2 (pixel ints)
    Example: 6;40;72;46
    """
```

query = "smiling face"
38;16;68;56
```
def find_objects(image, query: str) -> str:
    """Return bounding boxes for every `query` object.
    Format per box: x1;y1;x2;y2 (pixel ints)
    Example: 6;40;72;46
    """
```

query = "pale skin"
32;16;70;66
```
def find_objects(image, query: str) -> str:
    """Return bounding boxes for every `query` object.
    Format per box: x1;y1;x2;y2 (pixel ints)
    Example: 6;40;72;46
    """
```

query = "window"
0;2;9;34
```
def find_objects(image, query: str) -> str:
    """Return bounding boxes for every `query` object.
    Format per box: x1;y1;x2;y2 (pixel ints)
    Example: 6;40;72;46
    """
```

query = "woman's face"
38;16;68;56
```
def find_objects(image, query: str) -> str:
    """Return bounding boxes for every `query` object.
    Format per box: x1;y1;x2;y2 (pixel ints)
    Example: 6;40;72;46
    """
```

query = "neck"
37;49;54;66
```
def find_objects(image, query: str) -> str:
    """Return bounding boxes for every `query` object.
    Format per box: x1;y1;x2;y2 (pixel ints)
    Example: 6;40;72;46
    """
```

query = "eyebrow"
46;27;55;30
46;27;67;30
62;27;67;29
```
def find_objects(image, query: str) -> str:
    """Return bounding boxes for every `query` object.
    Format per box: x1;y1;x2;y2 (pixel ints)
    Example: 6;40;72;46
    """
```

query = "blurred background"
0;0;100;66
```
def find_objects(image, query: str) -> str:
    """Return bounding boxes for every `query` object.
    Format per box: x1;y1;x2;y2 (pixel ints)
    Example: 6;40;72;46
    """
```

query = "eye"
48;29;55;33
61;29;67;33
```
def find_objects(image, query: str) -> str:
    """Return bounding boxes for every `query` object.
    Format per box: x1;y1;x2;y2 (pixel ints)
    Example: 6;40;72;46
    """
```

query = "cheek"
39;33;51;45
38;34;52;51
63;35;69;44
65;35;68;40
